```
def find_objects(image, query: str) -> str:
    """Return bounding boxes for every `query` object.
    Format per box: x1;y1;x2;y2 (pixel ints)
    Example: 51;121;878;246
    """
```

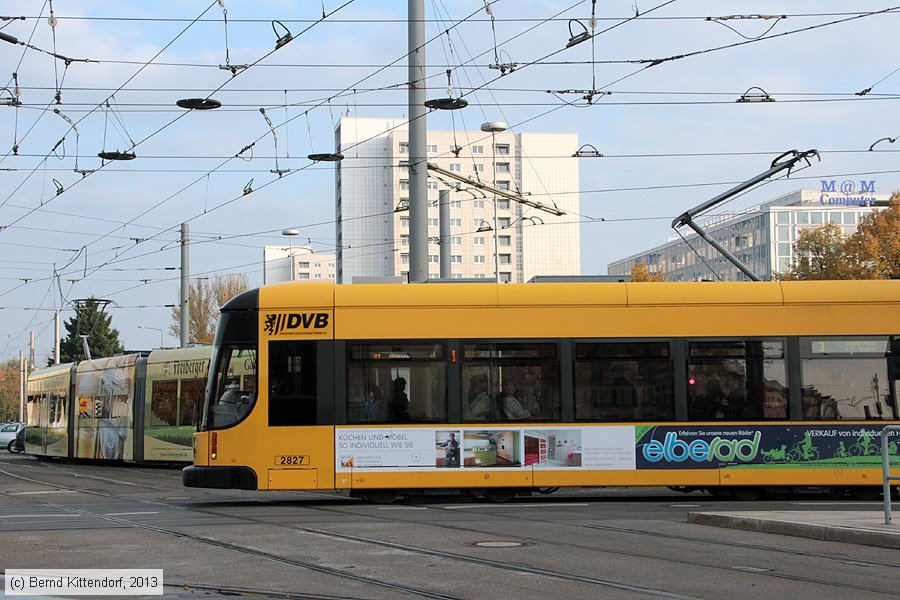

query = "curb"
687;512;900;550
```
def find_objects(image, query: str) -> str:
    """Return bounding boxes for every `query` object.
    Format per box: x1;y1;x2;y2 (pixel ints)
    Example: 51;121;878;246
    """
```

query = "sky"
0;1;898;363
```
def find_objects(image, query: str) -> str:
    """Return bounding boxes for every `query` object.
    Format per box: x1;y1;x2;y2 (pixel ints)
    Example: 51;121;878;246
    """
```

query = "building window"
401;235;409;246
450;200;461;209
297;273;310;280
499;272;512;283
400;179;409;190
429;255;439;263
450;163;461;172
314;274;322;279
497;181;510;191
495;144;510;155
298;262;310;268
497;199;510;210
399;160;409;170
451;236;462;245
427;181;439;190
810;212;823;225
399;142;408;154
474;200;485;209
474;237;485;245
450;218;462;227
401;254;409;265
776;212;790;225
474;255;485;263
498;236;511;247
426;144;437;153
451;255;463;263
400;217;409;228
428;218;439;227
472;145;484;154
473;164;484;172
499;254;511;265
495;162;510;173
498;217;511;229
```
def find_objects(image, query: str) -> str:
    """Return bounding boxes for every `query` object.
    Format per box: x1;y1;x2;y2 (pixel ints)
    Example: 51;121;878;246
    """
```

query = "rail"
882;425;900;524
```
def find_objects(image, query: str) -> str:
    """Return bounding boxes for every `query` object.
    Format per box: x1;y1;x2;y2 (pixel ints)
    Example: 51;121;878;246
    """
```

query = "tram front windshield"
206;345;257;429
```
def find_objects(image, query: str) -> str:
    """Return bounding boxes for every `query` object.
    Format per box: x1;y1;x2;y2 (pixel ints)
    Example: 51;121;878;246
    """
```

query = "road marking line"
103;511;159;516
442;502;590;509
8;490;77;495
0;514;80;518
377;506;426;510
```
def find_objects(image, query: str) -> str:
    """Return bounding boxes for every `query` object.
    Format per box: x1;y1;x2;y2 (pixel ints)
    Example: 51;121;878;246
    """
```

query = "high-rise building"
335;117;580;283
608;188;890;281
263;245;336;284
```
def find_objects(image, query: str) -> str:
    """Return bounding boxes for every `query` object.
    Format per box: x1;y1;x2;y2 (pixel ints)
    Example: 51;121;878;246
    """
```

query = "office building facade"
608;189;890;281
335;117;580;283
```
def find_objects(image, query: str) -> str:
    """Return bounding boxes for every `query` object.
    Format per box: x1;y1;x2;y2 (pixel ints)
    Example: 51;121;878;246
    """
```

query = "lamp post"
282;228;300;282
138;326;164;349
481;121;508;282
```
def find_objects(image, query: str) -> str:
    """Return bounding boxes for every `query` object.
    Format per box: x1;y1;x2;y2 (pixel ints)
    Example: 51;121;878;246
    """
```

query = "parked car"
0;422;24;452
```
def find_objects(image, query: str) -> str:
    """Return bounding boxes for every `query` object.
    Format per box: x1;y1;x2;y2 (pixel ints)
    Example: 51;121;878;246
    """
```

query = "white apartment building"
335;117;580;283
263;245;336;284
608;188;890;281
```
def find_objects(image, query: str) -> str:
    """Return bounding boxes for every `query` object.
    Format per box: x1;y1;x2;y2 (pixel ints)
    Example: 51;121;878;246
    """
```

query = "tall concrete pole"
29;331;34;370
438;189;450;278
19;350;25;421
408;0;428;283
180;223;190;347
54;310;60;365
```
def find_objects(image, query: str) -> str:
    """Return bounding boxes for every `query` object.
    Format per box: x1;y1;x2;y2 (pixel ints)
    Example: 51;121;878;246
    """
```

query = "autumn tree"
59;298;125;363
170;274;249;344
0;358;21;422
845;192;900;279
782;223;857;280
784;193;900;280
630;263;667;282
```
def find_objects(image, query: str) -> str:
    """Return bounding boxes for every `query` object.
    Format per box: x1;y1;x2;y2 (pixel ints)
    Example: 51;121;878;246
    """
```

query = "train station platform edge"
687;511;900;549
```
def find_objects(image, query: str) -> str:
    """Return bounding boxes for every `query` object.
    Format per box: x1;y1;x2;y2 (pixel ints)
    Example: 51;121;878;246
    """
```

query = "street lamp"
481;121;508;282
138;326;164;349
282;229;299;282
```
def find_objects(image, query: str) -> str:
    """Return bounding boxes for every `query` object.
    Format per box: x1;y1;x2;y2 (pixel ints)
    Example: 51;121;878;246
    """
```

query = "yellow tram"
184;280;900;501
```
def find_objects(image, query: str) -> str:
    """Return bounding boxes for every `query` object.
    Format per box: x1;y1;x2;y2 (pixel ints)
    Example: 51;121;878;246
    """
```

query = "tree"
59;298;125;363
844;193;900;279
782;222;859;280
630;263;667;282
170;274;249;344
0;358;21;422
783;193;900;280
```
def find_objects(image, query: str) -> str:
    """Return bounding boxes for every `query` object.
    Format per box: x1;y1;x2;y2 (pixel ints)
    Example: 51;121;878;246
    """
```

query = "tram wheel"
364;490;398;505
730;487;761;501
483;489;518;503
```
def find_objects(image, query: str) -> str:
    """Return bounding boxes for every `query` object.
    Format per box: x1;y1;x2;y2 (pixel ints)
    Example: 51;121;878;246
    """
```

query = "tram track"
0;464;705;600
3;460;898;598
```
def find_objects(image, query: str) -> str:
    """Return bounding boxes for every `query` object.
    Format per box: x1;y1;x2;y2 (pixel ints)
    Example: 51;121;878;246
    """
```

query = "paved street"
1;452;897;599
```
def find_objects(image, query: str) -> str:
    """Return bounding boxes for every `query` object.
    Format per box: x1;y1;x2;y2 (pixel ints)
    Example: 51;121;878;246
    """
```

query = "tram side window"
151;381;178;426
462;342;559;422
800;337;897;421
687;340;788;421
347;342;445;424
209;346;257;429
574;342;674;421
268;341;317;426
180;378;205;426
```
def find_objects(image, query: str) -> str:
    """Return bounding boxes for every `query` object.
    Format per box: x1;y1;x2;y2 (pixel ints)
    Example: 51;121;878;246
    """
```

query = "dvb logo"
264;313;329;335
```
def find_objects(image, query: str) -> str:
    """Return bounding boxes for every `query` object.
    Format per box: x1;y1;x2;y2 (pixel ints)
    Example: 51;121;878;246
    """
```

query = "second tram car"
25;346;211;463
